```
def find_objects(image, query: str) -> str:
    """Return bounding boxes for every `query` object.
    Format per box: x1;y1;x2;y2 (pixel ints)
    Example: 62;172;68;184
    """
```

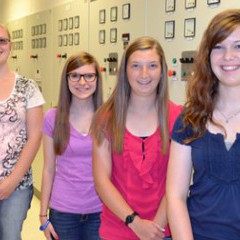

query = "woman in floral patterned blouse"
0;23;45;240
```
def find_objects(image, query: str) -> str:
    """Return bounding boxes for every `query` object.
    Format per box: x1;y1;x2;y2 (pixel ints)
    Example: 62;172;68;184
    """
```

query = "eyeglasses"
67;73;97;82
0;38;10;45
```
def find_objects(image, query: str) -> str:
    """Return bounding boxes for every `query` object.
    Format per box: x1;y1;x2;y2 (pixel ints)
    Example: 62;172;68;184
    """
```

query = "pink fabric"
100;101;182;239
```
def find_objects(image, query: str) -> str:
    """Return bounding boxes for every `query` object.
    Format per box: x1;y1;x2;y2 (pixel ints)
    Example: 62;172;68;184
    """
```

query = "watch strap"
125;211;139;226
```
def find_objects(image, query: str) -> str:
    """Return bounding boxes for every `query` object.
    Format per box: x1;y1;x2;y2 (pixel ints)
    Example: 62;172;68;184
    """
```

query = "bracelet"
39;219;50;231
39;214;47;217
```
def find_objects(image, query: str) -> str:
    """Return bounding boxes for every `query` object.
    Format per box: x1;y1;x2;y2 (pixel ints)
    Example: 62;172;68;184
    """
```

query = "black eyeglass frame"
67;73;97;82
0;38;10;45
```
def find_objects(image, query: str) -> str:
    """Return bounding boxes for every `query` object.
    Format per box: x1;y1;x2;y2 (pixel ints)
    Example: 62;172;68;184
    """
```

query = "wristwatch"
125;212;139;226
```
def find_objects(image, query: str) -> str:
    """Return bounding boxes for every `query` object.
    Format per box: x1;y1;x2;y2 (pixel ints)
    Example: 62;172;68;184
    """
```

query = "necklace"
217;108;240;123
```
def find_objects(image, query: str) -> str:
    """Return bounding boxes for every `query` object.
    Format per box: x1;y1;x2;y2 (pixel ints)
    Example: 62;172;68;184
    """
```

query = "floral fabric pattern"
0;75;44;190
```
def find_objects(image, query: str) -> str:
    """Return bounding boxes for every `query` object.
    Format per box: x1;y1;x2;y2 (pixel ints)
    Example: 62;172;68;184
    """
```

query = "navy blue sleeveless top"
172;114;240;240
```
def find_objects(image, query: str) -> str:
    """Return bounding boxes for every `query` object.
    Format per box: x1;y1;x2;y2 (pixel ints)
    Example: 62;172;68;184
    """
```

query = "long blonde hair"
91;36;169;154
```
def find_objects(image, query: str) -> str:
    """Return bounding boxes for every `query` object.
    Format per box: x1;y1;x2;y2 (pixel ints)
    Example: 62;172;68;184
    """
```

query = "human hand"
40;217;59;240
0;177;17;200
129;217;165;240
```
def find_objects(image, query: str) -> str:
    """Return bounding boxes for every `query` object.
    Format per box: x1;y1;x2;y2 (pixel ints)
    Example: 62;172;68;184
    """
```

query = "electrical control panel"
180;51;197;81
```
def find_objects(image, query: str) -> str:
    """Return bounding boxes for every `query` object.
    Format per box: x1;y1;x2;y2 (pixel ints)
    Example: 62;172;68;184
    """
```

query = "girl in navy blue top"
166;9;240;240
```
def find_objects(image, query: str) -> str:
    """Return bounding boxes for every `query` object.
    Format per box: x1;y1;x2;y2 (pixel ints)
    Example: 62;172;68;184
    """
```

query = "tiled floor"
22;195;45;240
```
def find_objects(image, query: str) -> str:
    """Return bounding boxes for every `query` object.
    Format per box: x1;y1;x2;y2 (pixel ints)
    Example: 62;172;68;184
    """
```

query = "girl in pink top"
40;52;103;240
91;36;182;240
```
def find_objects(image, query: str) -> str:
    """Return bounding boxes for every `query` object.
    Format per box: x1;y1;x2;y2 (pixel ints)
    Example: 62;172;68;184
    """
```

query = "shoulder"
44;108;57;121
168;100;183;116
168;100;183;131
171;113;193;145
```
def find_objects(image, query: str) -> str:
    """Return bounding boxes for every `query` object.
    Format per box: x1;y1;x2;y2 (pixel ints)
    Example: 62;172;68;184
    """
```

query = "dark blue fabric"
171;114;240;240
50;208;101;240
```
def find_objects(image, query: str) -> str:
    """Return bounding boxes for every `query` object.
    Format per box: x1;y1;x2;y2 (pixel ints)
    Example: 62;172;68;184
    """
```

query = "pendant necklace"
217;108;240;124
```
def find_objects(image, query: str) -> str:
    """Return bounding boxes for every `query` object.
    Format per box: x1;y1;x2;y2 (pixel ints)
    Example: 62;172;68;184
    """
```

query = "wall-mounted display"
74;16;80;29
42;24;46;34
99;9;106;24
38;25;42;35
69;17;73;30
165;0;176;13
42;38;46;48
110;6;118;22
32;39;35;49
35;26;39;35
74;33;79;45
19;29;23;38
184;18;196;38
38;38;42;48
164;21;175;39
122;3;130;19
69;33;73;46
63;19;68;31
207;0;220;5
110;28;117;43
58;20;62;31
99;30;105;44
58;35;62;47
63;34;68;46
185;0;196;9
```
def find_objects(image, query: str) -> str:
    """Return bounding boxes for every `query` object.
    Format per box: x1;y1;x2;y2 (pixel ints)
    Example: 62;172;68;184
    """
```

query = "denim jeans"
50;208;101;240
0;185;33;240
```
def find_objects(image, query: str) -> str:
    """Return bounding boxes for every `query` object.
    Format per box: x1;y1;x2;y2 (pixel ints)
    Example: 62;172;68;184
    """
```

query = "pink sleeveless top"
99;101;182;239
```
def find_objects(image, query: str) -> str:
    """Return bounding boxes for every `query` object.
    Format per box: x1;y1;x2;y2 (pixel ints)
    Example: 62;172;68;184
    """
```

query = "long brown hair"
91;36;169;154
54;52;103;155
183;9;240;143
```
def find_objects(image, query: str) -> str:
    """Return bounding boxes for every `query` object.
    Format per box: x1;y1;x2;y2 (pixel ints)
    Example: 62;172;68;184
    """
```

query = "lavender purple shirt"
43;108;102;214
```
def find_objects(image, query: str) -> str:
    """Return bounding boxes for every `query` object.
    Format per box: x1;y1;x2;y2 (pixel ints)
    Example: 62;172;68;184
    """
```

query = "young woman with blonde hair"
92;36;182;240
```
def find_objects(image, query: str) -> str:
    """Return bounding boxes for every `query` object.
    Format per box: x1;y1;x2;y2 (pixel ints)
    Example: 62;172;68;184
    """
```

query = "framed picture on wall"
99;9;106;24
165;0;176;13
58;20;63;31
69;17;73;30
74;32;80;45
69;33;73;46
164;20;175;39
42;24;46;34
185;0;196;9
110;28;117;43
207;0;220;5
110;6;118;22
74;16;80;29
184;18;196;38
99;30;105;44
122;3;130;19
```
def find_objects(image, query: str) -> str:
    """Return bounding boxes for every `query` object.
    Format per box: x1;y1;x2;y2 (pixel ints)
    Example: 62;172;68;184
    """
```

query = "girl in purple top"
40;52;103;240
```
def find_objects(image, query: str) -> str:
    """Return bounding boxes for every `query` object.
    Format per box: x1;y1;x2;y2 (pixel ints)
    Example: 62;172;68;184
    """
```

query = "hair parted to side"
183;9;240;143
91;36;170;154
0;23;11;40
54;52;103;155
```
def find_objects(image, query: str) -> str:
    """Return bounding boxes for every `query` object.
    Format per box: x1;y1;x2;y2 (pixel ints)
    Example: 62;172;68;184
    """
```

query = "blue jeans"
0;185;33;240
50;208;101;240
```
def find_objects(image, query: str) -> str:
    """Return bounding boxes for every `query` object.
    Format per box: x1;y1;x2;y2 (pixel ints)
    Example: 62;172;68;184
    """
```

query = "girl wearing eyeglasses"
0;24;44;239
40;52;103;240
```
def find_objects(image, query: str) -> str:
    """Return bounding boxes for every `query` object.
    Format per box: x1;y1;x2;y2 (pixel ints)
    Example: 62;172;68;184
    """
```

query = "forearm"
95;178;134;222
40;168;55;216
7;134;42;187
153;195;168;228
167;198;193;240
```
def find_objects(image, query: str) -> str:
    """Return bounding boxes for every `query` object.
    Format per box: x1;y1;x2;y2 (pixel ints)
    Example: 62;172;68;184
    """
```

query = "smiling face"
67;63;97;101
126;49;161;97
210;27;240;88
0;26;11;66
